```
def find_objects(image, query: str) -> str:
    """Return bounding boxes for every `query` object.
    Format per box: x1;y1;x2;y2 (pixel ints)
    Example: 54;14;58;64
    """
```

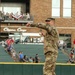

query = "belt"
45;51;52;55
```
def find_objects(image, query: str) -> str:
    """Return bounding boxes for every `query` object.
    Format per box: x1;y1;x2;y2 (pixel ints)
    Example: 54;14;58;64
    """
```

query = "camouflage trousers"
43;50;58;75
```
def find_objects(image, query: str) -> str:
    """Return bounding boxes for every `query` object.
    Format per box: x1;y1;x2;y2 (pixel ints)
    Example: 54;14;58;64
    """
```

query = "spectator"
0;11;34;21
23;55;29;62
9;12;13;20
58;40;64;50
6;37;14;47
5;12;9;20
1;41;5;47
33;58;35;63
22;13;27;20
0;11;2;17
63;42;67;50
0;11;4;19
5;37;14;56
35;54;40;63
68;48;75;63
71;47;75;53
7;43;14;56
26;13;30;20
19;51;24;62
12;51;16;62
30;14;34;21
29;57;33;63
73;39;75;48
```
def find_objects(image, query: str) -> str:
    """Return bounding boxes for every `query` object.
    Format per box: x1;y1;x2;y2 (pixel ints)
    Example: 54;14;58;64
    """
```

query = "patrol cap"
45;18;55;22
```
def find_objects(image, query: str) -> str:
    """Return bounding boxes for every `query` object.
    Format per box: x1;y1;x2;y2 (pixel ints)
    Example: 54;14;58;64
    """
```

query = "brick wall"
30;0;51;23
30;0;75;26
30;0;75;47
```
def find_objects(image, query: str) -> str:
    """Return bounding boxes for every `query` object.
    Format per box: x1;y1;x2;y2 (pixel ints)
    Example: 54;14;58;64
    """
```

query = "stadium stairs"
0;44;70;62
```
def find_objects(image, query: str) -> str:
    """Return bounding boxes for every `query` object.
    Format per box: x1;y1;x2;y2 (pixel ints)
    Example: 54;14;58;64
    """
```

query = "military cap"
45;18;55;22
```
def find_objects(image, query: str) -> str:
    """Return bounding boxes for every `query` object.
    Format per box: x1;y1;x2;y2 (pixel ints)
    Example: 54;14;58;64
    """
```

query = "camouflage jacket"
31;23;59;53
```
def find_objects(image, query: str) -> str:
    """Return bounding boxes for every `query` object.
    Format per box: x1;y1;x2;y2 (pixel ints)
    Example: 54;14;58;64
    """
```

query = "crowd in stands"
58;40;67;50
0;11;34;21
0;37;40;63
19;53;40;63
67;47;75;63
1;37;75;63
58;40;75;63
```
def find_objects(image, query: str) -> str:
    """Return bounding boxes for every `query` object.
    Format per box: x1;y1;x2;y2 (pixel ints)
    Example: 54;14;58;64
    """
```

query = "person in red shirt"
6;37;14;55
73;39;75;48
6;37;14;46
68;48;75;63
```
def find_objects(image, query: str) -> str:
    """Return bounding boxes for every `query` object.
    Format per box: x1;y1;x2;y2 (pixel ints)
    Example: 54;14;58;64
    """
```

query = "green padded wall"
0;63;75;75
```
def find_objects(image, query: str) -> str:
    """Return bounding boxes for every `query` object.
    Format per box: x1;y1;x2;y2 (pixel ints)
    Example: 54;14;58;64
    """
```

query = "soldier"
26;18;59;75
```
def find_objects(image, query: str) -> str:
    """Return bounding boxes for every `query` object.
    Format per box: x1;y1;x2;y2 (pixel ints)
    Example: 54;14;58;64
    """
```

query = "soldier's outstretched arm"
37;23;53;32
26;23;53;31
31;23;48;30
27;23;49;30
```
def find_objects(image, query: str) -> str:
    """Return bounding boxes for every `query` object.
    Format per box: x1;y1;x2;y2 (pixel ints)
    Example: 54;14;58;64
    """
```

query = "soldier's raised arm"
26;23;51;31
26;18;55;32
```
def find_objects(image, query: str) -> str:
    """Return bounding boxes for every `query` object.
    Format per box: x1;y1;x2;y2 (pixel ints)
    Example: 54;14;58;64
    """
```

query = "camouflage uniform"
31;23;59;75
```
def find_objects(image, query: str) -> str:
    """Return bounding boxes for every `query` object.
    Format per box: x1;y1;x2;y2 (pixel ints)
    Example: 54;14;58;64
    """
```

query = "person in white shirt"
12;51;16;61
26;13;30;20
